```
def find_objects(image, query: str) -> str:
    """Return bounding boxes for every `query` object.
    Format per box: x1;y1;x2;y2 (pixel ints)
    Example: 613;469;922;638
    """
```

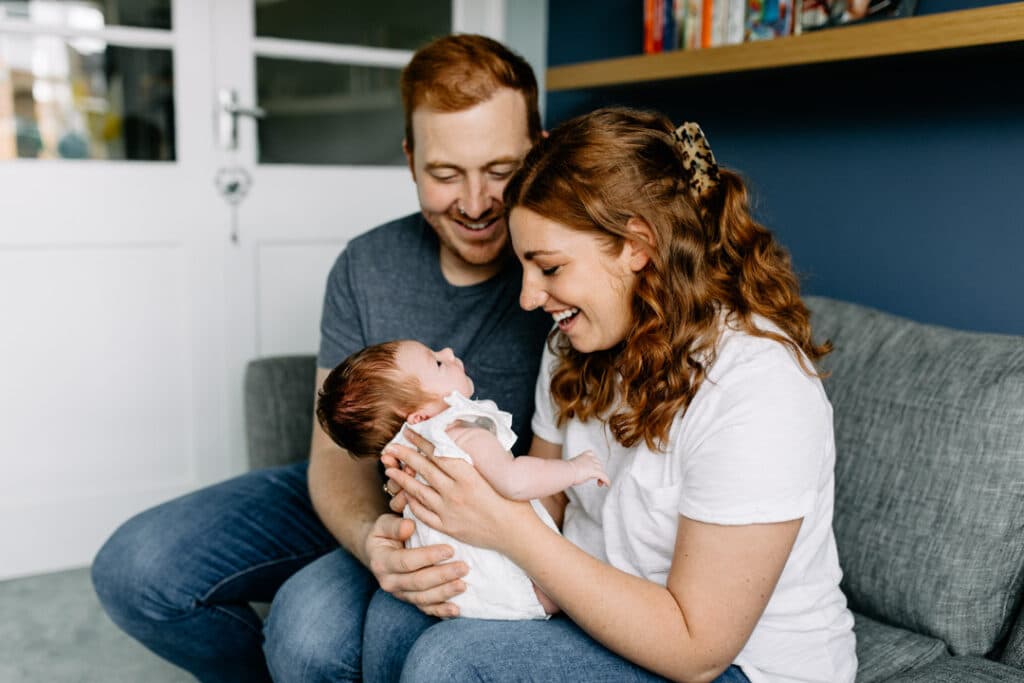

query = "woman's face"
510;207;646;353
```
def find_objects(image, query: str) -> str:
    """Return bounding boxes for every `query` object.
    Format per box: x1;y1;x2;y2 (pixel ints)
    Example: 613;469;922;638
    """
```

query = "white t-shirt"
531;317;857;683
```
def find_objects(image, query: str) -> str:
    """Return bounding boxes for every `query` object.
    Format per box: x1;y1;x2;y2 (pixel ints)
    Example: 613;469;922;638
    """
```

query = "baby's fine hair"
316;341;433;459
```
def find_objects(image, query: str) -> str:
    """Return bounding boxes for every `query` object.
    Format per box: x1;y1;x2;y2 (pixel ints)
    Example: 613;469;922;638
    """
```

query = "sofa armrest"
244;355;317;470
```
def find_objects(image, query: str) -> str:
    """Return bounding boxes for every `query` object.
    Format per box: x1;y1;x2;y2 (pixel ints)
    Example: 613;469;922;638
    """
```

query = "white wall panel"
255;241;346;357
0;244;195;578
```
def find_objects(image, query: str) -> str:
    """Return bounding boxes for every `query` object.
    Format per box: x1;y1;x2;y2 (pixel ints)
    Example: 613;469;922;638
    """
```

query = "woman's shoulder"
709;313;823;396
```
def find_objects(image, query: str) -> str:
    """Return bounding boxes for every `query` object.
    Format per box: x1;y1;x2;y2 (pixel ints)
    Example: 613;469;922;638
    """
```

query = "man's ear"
624;217;654;272
402;138;416;180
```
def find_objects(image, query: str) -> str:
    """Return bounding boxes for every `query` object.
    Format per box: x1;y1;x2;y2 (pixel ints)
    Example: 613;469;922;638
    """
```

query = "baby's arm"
448;423;609;501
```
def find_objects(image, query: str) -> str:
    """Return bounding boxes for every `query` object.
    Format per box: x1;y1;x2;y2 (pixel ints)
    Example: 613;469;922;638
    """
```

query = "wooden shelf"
547;1;1024;91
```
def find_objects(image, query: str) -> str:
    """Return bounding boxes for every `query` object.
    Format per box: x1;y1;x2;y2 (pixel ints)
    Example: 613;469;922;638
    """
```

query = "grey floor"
0;567;191;683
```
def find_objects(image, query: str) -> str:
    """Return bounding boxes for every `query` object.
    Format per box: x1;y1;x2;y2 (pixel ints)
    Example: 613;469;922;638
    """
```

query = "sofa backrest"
244;355;317;470
806;296;1024;656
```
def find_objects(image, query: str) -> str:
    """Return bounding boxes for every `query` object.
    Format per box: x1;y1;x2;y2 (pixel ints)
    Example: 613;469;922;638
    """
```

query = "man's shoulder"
345;212;427;255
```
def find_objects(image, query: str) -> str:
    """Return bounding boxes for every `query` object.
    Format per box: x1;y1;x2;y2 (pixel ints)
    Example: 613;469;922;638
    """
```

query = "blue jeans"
91;461;377;682
363;589;752;683
92;461;750;683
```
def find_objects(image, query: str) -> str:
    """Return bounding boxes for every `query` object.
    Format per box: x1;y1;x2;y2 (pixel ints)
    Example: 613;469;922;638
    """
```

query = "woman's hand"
383;428;535;551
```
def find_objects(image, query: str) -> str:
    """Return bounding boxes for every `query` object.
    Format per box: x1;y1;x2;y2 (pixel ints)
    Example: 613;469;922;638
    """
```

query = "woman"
373;107;856;683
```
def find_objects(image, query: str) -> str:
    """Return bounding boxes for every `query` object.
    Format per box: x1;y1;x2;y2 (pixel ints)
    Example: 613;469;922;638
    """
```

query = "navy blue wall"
547;0;1024;334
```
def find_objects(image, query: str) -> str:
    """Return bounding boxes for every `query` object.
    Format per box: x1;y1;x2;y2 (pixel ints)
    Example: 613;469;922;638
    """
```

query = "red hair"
504;107;831;452
316;341;433;459
400;34;542;150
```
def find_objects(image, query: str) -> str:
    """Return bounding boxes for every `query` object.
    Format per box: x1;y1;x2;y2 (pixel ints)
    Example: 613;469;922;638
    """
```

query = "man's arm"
449;426;608;501
307;368;468;616
307;368;387;565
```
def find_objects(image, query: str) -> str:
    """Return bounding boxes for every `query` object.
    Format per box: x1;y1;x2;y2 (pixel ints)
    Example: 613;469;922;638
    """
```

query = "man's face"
405;88;533;285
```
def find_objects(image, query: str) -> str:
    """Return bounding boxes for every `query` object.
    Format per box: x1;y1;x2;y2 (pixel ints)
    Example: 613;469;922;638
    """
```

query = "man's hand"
381;452;417;515
364;513;469;618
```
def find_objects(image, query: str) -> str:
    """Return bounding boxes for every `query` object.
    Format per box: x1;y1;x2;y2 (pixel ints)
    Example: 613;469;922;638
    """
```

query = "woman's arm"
384;439;801;683
448;424;608;500
511;512;801;683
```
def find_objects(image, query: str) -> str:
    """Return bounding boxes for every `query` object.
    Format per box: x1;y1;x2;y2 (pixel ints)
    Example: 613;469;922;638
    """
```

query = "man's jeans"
92;460;750;683
91;461;378;682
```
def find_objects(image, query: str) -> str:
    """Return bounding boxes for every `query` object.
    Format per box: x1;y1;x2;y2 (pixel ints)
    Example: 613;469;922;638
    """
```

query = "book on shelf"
644;0;681;52
643;0;919;54
799;0;918;32
746;0;795;40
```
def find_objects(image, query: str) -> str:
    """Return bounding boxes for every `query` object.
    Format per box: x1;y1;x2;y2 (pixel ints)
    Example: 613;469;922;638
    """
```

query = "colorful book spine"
746;0;793;39
701;0;713;47
711;0;730;45
684;0;703;48
725;0;747;44
672;0;687;48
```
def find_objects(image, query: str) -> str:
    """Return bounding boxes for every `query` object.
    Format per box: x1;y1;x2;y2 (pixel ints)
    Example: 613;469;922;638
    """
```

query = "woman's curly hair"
503;107;831;452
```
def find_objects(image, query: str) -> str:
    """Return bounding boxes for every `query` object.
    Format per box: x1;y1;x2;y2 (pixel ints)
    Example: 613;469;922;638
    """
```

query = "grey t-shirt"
318;213;552;451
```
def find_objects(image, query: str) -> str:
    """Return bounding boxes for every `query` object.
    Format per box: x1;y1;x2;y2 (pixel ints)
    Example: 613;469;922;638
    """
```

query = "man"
92;34;550;682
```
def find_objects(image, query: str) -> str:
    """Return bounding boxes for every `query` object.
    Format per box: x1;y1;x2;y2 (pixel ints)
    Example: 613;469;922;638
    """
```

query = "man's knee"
263;551;375;682
91;507;191;625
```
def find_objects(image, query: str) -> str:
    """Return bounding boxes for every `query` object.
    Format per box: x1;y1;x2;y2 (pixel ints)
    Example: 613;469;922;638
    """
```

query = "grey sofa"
243;295;1024;682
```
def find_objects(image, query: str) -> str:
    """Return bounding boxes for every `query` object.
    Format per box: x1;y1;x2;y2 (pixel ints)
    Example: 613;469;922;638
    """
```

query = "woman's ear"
624;217;654;272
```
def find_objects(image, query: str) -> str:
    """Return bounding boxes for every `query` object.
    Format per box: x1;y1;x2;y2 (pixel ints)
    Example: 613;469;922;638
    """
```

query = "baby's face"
395;341;474;400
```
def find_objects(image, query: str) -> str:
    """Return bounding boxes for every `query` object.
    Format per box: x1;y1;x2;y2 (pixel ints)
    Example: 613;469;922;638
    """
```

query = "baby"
316;339;609;620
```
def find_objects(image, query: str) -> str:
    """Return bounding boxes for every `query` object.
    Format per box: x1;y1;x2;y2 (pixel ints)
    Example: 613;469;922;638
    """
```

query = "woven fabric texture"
852;612;948;683
244;355;316;470
807;296;1024;656
884;655;1024;682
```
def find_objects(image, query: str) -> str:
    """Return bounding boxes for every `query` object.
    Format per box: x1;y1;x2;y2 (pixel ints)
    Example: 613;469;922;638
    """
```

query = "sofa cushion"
1000;604;1024;668
244;355;317;470
806;296;1024;656
884;655;1024;682
852;612;948;683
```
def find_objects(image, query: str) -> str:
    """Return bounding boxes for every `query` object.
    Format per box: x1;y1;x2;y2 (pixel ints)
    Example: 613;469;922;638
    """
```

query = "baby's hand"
568;450;610;487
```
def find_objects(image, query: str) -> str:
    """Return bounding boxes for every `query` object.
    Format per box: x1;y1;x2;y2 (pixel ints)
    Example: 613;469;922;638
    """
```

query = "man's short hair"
400;33;542;149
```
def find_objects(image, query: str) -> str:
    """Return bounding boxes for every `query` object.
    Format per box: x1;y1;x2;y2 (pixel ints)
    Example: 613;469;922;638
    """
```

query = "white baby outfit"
387;392;558;620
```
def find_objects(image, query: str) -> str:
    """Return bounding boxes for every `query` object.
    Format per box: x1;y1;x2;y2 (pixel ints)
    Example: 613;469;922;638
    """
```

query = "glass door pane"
0;33;174;160
0;0;172;30
256;57;402;165
254;0;450;49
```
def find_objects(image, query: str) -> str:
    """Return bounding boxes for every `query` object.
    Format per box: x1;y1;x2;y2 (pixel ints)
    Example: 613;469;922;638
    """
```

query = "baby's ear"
407;411;430;425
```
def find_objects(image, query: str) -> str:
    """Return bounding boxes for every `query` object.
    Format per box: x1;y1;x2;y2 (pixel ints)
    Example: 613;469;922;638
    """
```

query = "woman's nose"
520;287;547;311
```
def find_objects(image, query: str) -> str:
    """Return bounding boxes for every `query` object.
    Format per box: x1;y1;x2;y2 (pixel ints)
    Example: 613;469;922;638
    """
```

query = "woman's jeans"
362;589;751;683
92;461;750;683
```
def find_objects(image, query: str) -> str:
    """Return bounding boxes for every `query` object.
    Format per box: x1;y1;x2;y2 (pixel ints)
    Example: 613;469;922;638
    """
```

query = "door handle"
218;88;266;151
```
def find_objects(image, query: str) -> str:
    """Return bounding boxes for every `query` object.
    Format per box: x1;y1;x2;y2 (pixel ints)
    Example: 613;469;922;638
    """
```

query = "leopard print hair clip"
671;122;721;206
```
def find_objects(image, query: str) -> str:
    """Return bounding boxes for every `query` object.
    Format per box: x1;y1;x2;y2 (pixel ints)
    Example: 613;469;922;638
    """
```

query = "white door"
207;0;510;470
0;0;227;580
0;0;523;580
